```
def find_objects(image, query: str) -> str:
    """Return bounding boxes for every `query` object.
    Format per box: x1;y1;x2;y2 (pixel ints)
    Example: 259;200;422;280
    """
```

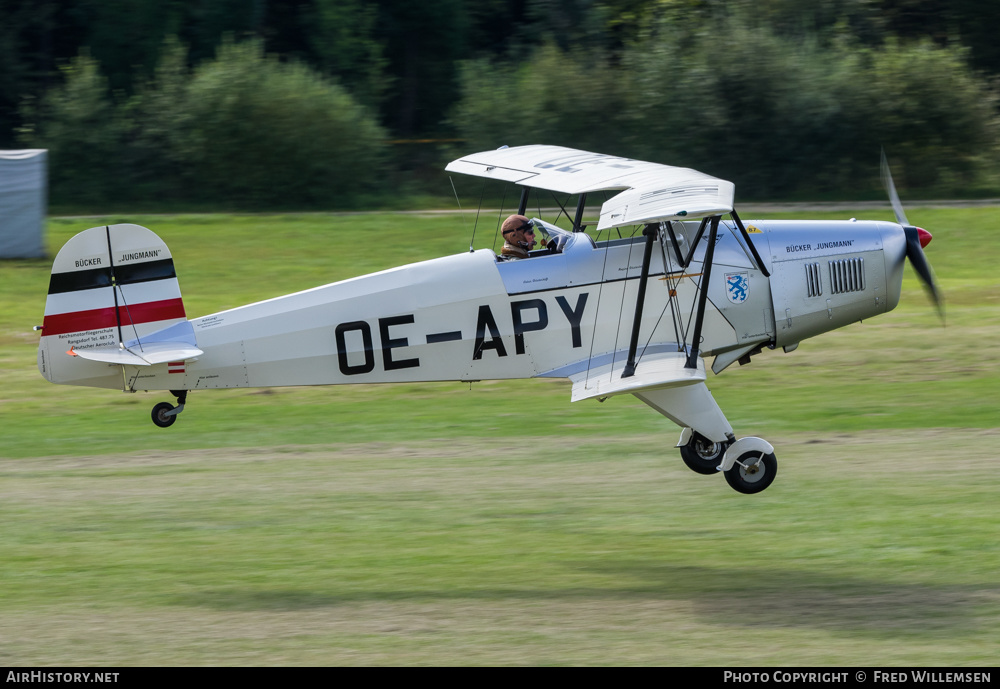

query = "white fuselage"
41;219;907;393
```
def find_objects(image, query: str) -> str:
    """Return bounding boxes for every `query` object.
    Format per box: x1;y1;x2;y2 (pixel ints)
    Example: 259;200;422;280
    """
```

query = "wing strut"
664;217;709;268
622;223;658;378
729;209;771;277
685;216;721;369
573;193;587;232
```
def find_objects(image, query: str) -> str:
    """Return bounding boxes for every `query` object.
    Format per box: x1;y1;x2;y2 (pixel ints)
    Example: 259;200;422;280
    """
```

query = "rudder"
38;224;188;386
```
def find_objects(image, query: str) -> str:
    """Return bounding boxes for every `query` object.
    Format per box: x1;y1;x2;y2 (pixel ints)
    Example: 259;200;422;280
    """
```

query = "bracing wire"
450;175;467;230
548;191;572;227
491;185;509;252
468;178;487;252
584;226;614;387
611;226;641;370
660;225;684;349
632;225;681;366
116;285;142;352
637;300;672;366
680;244;708;354
681;276;700;353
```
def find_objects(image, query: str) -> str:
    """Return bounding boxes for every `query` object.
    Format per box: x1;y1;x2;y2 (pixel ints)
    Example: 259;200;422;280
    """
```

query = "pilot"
500;214;536;259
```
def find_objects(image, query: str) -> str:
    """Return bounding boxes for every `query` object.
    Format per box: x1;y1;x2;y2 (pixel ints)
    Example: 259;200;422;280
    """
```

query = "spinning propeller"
880;149;944;321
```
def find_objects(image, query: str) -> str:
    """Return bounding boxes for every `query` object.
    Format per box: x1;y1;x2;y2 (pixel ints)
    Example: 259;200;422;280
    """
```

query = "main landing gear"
722;449;778;494
678;431;731;475
151;390;188;428
677;430;778;494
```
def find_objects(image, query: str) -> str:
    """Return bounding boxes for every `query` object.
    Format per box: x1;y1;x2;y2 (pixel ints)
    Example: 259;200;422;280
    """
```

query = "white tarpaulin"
0;149;47;258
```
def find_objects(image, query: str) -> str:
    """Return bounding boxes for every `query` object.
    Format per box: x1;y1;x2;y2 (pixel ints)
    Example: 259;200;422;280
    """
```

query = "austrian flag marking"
168;361;185;374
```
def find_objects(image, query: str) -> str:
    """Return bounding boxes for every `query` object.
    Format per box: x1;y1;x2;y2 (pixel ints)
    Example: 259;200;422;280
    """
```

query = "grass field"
1;207;998;665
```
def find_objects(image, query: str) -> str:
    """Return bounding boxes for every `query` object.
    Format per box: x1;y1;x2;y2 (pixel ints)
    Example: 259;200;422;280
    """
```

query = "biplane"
36;145;940;493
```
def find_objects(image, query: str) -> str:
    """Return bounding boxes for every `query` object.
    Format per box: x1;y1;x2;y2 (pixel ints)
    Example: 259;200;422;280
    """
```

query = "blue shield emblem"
725;272;749;304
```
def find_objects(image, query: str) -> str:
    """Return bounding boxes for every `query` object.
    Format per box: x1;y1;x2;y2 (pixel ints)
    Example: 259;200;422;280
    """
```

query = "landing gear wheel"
679;432;731;475
151;402;177;428
724;451;777;494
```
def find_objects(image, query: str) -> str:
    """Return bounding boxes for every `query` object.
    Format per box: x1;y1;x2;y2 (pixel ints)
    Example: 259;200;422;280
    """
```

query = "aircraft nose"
916;227;932;248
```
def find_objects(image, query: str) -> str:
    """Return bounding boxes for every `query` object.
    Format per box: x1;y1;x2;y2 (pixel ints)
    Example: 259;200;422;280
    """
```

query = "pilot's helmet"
501;214;536;249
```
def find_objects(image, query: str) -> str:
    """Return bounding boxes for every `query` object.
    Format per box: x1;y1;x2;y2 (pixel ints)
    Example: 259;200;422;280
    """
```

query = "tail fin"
38;224;190;386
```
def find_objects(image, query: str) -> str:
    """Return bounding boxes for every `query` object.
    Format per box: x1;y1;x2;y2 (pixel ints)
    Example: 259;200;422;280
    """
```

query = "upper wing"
445;145;734;230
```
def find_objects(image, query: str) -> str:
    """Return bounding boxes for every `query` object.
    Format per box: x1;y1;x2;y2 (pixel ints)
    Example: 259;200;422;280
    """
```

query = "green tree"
18;51;125;203
879;0;1000;76
841;39;999;189
453;44;633;153
307;0;389;109
174;38;388;206
374;0;469;135
627;19;999;195
119;36;194;199
455;14;999;197
0;0;64;146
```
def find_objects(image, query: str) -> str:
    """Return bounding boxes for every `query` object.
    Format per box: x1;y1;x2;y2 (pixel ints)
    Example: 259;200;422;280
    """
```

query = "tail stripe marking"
48;267;113;294
41;298;186;337
47;259;176;295
113;259;177;286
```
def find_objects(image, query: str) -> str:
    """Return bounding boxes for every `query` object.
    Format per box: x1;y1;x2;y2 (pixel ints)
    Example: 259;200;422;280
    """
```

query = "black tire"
679;432;730;475
724;451;777;494
151;402;177;428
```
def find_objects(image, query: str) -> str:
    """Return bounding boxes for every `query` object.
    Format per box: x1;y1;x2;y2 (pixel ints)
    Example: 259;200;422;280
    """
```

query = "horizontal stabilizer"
570;351;704;402
123;342;203;365
71;342;203;367
71;346;148;366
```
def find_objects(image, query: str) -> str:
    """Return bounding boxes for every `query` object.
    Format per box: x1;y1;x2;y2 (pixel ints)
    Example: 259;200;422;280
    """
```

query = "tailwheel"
151;390;187;428
679;432;731;475
724;451;777;494
151;402;177;428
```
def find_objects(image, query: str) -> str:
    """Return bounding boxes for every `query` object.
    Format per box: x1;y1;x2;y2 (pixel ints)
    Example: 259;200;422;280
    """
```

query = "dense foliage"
456;21;998;196
2;0;999;206
19;39;387;207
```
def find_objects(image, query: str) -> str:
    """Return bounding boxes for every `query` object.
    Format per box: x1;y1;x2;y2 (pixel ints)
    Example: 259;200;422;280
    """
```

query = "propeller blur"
882;148;944;320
